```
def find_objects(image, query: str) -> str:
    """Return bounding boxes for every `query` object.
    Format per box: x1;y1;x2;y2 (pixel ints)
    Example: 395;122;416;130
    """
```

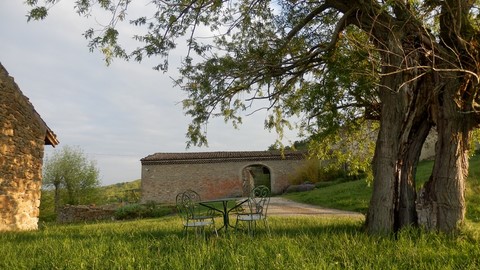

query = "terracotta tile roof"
141;150;306;165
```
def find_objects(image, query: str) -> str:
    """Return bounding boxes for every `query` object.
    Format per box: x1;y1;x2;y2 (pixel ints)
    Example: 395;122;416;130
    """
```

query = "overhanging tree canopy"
27;0;480;233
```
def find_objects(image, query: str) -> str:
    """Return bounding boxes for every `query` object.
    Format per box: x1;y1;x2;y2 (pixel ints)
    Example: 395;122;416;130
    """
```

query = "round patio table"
199;197;248;233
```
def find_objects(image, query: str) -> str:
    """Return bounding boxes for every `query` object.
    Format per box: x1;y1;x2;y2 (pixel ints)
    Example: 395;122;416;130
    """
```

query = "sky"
0;1;300;186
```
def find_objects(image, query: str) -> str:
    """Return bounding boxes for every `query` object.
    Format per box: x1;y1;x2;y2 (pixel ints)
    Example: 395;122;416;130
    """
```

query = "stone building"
0;63;59;231
140;151;306;203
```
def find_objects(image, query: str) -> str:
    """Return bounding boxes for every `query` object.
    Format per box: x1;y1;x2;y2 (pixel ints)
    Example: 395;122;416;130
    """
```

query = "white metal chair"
235;185;270;235
176;190;218;237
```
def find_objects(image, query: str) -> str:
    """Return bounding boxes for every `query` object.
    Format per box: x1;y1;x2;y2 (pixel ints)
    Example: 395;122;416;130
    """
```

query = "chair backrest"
176;191;197;220
248;185;270;216
183;189;201;202
176;192;188;220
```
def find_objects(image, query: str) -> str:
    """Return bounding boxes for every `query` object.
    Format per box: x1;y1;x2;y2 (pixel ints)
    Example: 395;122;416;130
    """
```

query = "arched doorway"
241;164;271;196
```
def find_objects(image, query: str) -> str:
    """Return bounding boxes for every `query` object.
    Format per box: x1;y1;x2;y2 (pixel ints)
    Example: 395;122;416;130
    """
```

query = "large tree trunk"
396;104;431;229
367;83;432;233
395;68;437;229
417;80;473;232
366;28;433;233
357;0;479;234
366;89;404;234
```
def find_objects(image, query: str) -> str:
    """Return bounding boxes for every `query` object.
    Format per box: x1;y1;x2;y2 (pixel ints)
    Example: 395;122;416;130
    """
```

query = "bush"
288;159;320;184
288;157;369;186
288;159;349;184
114;202;174;220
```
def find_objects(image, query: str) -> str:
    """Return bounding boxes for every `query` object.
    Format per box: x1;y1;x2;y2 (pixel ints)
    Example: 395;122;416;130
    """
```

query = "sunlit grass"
283;179;371;214
284;154;480;219
4;156;480;269
1;216;480;269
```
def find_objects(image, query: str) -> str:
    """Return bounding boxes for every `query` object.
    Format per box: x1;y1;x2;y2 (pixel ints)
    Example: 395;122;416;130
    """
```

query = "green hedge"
114;202;174;220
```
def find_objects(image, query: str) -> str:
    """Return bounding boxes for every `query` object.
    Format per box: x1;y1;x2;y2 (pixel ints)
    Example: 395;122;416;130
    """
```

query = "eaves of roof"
140;150;306;165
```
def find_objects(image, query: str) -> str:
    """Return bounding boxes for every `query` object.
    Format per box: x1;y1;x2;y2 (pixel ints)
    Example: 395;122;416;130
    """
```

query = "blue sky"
0;1;300;185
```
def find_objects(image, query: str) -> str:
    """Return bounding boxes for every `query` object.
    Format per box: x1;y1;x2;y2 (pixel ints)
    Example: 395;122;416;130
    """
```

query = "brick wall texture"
0;63;51;231
140;151;306;203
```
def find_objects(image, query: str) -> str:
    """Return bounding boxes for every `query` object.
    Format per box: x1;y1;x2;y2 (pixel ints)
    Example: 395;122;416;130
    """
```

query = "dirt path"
268;197;364;219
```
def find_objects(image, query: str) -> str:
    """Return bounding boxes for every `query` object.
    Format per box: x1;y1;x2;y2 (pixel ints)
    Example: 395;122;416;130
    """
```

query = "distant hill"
98;179;141;205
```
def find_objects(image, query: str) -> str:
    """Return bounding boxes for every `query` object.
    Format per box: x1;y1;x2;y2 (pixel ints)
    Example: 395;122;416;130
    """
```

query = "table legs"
199;198;248;234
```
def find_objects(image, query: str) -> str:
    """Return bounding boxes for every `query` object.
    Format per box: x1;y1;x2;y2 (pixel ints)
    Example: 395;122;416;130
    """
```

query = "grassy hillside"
97;179;141;205
284;154;480;220
284;179;372;213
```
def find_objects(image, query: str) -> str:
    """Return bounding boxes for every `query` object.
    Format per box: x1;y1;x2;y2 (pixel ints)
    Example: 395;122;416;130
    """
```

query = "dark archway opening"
242;165;271;196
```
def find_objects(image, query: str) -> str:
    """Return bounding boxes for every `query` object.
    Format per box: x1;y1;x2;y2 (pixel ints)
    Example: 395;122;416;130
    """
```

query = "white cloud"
0;1;300;185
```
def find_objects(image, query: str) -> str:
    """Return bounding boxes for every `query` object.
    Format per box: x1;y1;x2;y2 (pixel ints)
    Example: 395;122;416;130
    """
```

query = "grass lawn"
284;179;371;214
1;216;480;269
2;155;480;269
284;154;480;218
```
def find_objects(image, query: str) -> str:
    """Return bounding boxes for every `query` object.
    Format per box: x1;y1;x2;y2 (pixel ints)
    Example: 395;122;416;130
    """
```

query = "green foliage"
42;145;101;211
471;129;480;155
114;202;174;220
268;139;309;151
285;179;372;214
307;120;377;183
288;158;321;184
285;154;480;217
288;158;354;185
24;1;381;150
40;179;141;222
466;155;480;222
1;217;480;269
286;122;376;185
96;179;141;205
27;6;48;21
39;190;56;222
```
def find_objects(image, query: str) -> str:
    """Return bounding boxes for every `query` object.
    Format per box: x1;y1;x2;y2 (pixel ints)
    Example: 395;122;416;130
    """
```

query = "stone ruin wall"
57;205;116;223
0;65;47;231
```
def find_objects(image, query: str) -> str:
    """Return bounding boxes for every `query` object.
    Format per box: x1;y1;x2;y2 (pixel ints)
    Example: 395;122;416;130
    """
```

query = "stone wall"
57;205;116;223
0;63;56;231
140;152;306;203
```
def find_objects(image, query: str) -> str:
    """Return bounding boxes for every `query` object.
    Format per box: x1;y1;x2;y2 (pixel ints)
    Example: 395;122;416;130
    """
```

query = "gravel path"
268;197;364;218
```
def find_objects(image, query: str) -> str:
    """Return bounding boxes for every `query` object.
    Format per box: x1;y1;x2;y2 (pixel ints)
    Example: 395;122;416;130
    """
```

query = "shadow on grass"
1;216;370;246
270;218;364;237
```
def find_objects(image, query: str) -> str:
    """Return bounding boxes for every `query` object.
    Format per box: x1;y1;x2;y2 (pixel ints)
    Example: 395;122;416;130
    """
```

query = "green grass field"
285;154;480;218
1;217;480;269
2;155;480;269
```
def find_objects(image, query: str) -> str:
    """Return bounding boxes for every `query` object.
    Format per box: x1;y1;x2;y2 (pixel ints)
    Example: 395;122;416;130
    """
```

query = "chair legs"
235;217;268;236
183;221;218;238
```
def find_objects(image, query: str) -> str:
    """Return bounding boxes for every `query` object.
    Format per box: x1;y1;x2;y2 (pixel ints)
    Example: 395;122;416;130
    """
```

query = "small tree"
42;145;100;213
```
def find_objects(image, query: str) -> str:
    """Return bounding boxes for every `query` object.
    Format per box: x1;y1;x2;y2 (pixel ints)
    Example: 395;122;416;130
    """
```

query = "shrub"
288;159;320;185
288;159;348;184
114;202;174;220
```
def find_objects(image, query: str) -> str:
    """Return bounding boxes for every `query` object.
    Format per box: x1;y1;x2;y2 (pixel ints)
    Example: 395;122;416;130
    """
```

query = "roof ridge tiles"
140;150;306;164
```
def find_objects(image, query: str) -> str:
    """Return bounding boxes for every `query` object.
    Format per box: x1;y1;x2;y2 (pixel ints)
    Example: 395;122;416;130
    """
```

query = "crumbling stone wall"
0;63;54;231
57;205;116;223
